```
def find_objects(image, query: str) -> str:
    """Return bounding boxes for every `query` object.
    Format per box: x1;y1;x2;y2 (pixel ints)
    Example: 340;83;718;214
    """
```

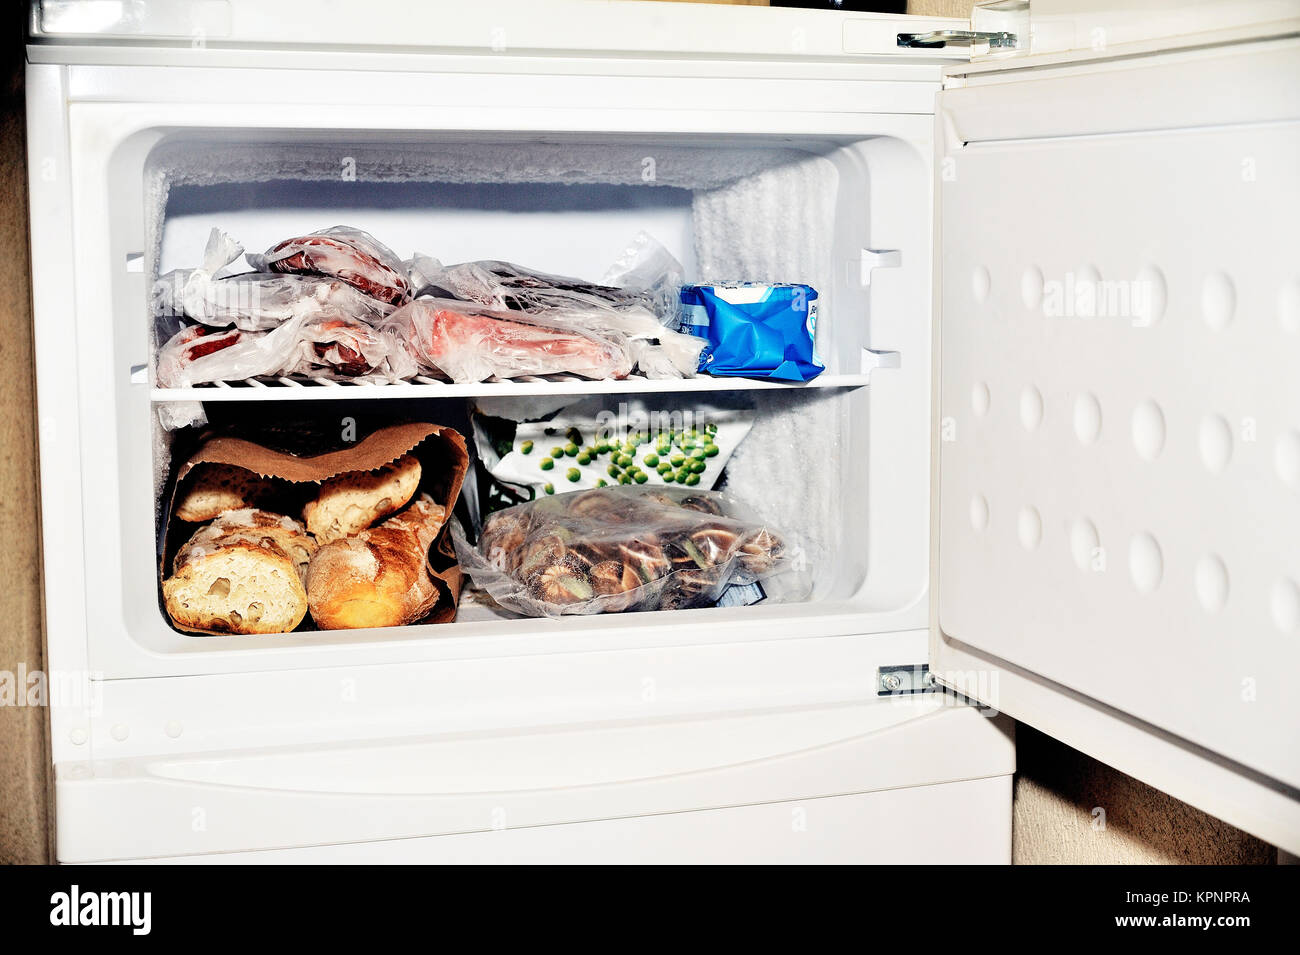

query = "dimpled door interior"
934;38;1300;791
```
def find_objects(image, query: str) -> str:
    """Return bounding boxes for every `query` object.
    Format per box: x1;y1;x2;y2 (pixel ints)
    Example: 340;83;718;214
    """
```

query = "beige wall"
0;2;1278;866
1014;728;1275;864
1;34;51;865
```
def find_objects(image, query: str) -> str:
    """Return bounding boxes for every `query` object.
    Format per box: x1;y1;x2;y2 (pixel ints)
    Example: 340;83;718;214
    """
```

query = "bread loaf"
174;463;276;522
302;453;421;544
306;495;447;630
163;509;317;634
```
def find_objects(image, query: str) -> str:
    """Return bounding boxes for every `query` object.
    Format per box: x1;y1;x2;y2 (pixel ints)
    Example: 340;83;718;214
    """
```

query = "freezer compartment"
143;131;892;389
91;126;933;673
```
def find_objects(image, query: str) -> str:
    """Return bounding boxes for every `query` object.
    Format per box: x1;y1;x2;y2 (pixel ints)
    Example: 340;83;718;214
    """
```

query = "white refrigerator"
24;0;1300;863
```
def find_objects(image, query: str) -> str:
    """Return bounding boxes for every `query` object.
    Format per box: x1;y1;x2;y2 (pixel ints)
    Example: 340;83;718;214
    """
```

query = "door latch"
897;30;1017;49
877;664;939;696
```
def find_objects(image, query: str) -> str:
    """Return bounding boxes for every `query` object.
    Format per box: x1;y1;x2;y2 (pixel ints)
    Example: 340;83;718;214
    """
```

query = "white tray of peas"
478;397;755;498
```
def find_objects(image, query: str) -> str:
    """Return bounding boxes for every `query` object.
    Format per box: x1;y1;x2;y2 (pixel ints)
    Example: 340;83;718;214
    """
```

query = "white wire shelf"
149;371;878;402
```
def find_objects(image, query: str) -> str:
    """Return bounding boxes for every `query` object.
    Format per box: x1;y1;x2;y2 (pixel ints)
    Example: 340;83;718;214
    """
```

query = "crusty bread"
174;463;276;522
306;495;447;630
302;453;421;544
163;510;317;634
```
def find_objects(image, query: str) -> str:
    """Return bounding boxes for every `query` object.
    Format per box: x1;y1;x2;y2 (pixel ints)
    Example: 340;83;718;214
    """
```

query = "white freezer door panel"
932;35;1300;834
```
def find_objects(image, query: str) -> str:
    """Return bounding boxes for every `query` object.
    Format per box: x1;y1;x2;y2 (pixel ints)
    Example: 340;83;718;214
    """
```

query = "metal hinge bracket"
897;30;1017;49
877;663;939;696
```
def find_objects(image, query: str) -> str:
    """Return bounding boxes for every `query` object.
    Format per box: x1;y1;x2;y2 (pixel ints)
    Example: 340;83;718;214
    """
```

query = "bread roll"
306;495;447;630
303;453;421;544
163;510;317;634
174;463;276;522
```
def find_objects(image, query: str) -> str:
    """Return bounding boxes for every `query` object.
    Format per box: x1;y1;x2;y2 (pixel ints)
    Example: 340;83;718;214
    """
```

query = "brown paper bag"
161;422;469;634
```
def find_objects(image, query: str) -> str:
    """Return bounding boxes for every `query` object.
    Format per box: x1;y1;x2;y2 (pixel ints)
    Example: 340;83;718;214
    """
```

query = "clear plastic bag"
155;228;396;331
156;320;304;388
407;239;703;378
156;313;416;387
600;229;685;327
246;226;411;305
378;298;633;383
423;258;658;316
470;395;755;506
283;315;419;382
454;486;790;617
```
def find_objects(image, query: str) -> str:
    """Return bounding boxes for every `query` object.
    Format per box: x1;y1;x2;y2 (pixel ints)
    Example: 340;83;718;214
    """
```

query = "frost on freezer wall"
143;139;820;281
723;389;839;594
692;151;838;363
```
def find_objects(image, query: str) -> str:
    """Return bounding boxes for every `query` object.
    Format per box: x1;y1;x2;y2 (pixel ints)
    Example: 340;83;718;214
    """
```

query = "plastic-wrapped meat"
427;259;656;315
453;486;792;617
157;314;419;387
380;299;632;383
247;226;410;305
155;228;396;331
407;247;703;378
155;321;301;388
157;271;395;332
285;316;418;382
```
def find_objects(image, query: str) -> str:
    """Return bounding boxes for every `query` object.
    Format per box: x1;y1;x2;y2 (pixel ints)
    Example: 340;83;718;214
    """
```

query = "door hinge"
897;30;1018;50
877;663;939;696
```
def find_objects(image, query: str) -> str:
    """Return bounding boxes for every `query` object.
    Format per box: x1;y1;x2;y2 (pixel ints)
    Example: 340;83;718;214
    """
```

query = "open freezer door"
930;10;1300;851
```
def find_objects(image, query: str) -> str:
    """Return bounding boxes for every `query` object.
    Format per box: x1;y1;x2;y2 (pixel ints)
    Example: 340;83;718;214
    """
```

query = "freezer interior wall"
129;133;926;653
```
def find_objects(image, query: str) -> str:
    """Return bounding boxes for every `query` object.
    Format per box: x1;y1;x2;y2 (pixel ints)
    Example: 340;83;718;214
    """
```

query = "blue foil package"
678;283;824;382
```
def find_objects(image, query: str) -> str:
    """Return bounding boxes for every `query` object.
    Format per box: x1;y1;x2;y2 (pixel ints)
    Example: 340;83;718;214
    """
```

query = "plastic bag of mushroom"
453;486;789;617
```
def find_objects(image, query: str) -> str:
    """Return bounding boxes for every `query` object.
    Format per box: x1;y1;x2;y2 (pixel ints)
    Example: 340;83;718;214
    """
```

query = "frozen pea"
643;453;659;467
690;447;706;460
607;463;621;478
633;472;648;484
543;483;555;495
690;460;706;474
656;462;673;475
685;472;701;487
675;470;689;484
596;478;608;487
566;467;581;483
704;444;719;457
519;440;534;455
618;473;631;485
670;453;685;467
577;452;592;465
564;443;579;457
550;446;564;459
540;457;555;471
617;453;634;468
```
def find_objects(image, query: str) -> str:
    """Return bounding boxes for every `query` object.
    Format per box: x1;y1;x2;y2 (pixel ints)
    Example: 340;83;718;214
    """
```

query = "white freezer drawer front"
104;778;1012;865
55;702;1013;863
932;33;1300;849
